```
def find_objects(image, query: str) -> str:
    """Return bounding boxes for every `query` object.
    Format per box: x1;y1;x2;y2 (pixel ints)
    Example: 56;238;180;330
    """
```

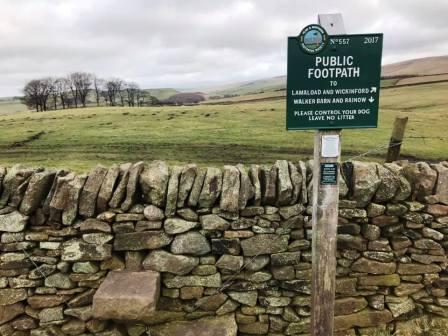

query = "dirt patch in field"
9;131;45;148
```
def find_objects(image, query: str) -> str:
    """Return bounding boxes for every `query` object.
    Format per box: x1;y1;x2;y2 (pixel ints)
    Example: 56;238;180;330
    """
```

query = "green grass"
0;82;446;172
0;99;27;115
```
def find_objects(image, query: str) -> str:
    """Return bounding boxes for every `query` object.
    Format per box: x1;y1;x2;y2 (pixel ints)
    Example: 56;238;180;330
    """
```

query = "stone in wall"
19;170;56;215
237;164;255;209
248;165;262;206
0;302;24;325
298;161;308;204
0;211;28;232
143;250;199;275
188;167;207;207
177;164;197;208
275;160;293;206
351;161;381;207
93;271;160;321
241;234;289;256
165;166;182;217
198;167;223;208
48;173;75;223
0;165;37;207
260;164;277;205
403;162;437;201
121;161;144;211
171;231;211;255
383;163;412;202
374;164;399;203
432;162;448;196
150;313;237;336
334;309;393;331
339;167;349;198
79;165;108;217
140;160;170;207
114;231;172;251
96;164;120;213
108;162;132;208
220;166;240;213
61;239;112;261
288;162;302;205
62;174;87;226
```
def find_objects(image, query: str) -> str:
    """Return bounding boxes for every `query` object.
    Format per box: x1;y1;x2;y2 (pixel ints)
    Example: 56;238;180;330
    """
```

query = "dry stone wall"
0;160;448;336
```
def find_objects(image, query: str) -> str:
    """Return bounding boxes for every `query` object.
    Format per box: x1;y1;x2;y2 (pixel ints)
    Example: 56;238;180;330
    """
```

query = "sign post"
286;13;383;336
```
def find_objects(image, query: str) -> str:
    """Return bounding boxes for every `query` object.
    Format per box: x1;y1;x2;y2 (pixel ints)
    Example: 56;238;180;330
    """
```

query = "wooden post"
311;14;345;336
386;116;408;162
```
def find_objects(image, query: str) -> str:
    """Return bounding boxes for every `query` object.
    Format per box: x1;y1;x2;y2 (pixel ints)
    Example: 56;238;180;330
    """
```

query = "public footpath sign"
286;25;383;130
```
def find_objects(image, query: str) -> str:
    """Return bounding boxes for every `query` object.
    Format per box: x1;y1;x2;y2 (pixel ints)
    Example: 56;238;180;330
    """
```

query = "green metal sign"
286;30;383;130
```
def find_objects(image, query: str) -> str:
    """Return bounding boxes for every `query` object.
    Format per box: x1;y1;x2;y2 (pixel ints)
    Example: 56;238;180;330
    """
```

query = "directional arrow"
368;96;375;103
370;87;377;93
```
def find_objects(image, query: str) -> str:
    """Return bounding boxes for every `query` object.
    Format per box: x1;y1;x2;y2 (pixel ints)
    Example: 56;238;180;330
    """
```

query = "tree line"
23;72;157;112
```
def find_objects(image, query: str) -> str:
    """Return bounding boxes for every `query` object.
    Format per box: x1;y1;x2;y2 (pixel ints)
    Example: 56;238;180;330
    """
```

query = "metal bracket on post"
311;13;346;336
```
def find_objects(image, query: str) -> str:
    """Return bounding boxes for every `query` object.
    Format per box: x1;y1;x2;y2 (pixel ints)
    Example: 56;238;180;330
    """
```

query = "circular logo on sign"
298;24;328;54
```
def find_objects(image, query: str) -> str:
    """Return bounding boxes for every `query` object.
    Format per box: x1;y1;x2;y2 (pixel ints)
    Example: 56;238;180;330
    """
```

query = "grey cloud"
0;0;446;96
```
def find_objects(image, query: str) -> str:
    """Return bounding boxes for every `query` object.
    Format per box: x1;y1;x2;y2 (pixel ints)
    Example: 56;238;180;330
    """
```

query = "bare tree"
23;80;41;111
106;78;123;106
49;78;58;110
55;77;70;109
23;73;143;111
70;72;92;107
23;78;52;112
93;76;104;107
136;89;145;107
100;89;109;106
118;87;125;106
68;75;79;108
125;82;139;107
40;78;52;111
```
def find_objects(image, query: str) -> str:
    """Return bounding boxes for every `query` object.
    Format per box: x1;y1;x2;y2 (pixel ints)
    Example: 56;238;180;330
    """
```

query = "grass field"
0;82;446;172
0;99;28;115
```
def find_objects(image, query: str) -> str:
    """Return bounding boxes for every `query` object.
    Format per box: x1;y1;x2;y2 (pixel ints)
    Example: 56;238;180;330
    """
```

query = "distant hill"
382;56;448;77
202;76;286;97
143;88;180;100
1;56;447;106
201;55;448;99
163;92;205;105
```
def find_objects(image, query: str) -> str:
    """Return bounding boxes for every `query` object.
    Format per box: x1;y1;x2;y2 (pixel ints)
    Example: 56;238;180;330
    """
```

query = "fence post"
311;13;345;336
386;116;408;162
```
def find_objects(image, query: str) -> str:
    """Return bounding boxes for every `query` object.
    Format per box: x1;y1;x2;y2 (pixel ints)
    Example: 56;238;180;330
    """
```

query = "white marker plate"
322;135;340;157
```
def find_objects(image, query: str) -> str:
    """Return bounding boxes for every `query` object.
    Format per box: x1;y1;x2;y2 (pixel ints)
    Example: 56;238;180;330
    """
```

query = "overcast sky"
0;0;447;96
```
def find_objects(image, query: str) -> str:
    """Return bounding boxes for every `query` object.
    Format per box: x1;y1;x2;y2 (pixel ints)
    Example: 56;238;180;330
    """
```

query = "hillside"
382;55;448;77
203;76;286;97
203;55;448;99
143;88;179;100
